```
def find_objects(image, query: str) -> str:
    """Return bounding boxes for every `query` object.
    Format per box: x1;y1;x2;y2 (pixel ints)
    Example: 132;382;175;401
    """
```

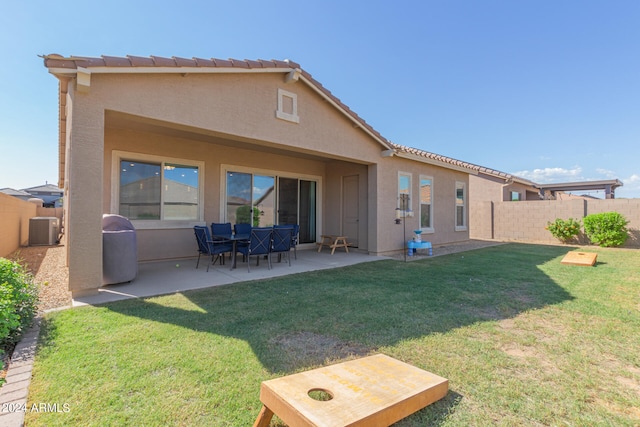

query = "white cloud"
626;174;640;183
596;168;617;178
616;174;640;198
511;166;583;184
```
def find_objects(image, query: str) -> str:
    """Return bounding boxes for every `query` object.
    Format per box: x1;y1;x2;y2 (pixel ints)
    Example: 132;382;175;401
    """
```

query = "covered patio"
73;248;389;307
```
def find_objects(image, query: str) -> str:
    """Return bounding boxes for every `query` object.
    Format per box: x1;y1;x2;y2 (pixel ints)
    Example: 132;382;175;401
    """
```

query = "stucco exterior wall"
93;73;385;164
371;156;470;255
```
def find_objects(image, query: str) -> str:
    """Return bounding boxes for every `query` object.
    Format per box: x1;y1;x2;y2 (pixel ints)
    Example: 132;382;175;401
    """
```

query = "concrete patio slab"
73;249;389;306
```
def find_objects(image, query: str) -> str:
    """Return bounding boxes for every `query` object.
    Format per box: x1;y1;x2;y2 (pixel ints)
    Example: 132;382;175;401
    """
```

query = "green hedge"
0;258;39;351
583;212;629;247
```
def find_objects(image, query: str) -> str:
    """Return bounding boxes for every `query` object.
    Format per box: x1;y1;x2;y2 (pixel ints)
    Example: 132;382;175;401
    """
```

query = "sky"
1;0;639;198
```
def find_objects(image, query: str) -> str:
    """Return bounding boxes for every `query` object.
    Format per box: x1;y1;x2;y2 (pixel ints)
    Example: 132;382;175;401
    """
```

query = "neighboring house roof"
22;183;63;194
0;188;32;197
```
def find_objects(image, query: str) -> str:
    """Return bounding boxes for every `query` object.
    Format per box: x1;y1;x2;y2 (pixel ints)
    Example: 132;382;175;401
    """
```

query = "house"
44;54;496;297
0;188;33;202
21;183;64;207
1;184;63;207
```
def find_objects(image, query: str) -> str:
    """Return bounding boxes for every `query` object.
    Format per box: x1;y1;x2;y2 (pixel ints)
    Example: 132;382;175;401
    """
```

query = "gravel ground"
7;238;72;312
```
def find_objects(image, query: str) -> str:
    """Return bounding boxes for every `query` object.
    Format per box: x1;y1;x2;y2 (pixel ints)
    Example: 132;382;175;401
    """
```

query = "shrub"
583;212;629;247
546;218;582;243
0;258;39;349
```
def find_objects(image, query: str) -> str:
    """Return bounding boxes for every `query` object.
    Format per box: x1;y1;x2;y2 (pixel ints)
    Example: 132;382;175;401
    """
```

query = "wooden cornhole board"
253;354;448;427
561;251;597;266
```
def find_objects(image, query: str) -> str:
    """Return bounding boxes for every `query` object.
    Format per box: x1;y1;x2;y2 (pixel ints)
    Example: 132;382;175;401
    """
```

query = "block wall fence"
0;193;64;258
470;198;640;248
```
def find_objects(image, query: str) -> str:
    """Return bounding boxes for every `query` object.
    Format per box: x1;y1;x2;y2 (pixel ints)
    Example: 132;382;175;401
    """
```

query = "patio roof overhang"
537;179;623;199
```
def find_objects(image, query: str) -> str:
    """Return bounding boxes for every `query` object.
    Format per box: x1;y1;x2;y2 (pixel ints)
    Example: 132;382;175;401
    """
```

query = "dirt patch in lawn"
270;331;373;370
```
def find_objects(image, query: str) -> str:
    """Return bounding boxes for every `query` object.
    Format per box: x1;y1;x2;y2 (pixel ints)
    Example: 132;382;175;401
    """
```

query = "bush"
546;218;582;243
583;212;629;247
0;258;39;349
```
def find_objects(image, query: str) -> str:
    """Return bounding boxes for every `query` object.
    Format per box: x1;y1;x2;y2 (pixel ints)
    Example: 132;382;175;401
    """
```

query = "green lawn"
26;244;640;426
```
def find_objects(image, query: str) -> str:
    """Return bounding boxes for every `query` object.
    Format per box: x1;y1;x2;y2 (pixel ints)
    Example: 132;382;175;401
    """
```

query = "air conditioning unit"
29;217;59;246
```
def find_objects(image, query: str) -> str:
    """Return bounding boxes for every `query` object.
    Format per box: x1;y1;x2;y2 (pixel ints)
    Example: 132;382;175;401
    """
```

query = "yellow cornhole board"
561;251;597;266
253;354;448;427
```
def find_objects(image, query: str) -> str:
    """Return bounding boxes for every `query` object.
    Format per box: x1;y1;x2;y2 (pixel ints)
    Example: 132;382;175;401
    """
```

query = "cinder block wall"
0;193;37;257
471;198;640;248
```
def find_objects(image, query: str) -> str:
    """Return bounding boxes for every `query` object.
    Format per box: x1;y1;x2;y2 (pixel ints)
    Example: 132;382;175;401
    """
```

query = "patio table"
213;233;249;270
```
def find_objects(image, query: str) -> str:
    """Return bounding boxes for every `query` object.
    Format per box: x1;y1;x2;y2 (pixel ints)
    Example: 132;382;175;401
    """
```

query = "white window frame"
455;181;467;231
419;175;434;233
276;88;300;123
111;150;205;229
398;172;413;217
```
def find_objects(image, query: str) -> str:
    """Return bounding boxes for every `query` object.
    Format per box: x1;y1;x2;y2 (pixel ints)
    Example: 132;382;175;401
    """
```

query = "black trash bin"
102;214;138;285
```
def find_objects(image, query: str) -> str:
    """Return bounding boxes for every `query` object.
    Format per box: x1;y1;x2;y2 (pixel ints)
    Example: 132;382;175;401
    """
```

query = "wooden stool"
316;235;350;255
253;354;448;427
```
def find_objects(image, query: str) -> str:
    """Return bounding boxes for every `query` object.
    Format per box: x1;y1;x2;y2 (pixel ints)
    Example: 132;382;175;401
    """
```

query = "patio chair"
194;226;233;272
234;223;252;235
275;224;300;259
211;222;232;238
271;226;293;267
237;227;273;272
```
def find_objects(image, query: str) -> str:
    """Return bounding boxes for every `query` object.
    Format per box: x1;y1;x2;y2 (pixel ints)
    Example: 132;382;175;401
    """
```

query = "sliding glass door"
277;178;316;244
226;172;275;227
226;171;317;243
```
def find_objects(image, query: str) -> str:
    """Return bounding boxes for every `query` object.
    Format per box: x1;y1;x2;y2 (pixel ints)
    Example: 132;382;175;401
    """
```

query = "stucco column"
367;164;379;254
65;88;104;297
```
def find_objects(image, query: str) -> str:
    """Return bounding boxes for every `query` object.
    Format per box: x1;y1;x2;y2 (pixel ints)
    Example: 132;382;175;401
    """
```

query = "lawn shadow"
62;243;572;424
101;244;573;369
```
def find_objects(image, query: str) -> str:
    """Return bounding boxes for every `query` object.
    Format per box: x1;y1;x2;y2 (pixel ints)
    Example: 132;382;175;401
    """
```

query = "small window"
510;191;521;201
398;172;412;216
455;181;466;231
276;89;299;123
420;176;433;230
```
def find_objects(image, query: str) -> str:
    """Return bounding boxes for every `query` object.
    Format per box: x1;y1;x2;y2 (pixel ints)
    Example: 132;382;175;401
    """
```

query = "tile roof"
391;143;536;184
42;54;533;183
42;54;297;71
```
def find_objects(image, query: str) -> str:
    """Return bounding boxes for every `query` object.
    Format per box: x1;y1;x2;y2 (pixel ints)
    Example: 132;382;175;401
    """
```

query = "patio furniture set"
194;223;299;272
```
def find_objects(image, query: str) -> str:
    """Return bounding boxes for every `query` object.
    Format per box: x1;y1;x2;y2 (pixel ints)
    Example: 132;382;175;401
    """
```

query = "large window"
419;176;433;230
114;152;203;226
455;181;466;230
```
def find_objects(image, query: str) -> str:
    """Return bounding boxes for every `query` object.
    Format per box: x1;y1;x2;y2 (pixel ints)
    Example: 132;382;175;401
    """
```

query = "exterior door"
342;175;359;247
